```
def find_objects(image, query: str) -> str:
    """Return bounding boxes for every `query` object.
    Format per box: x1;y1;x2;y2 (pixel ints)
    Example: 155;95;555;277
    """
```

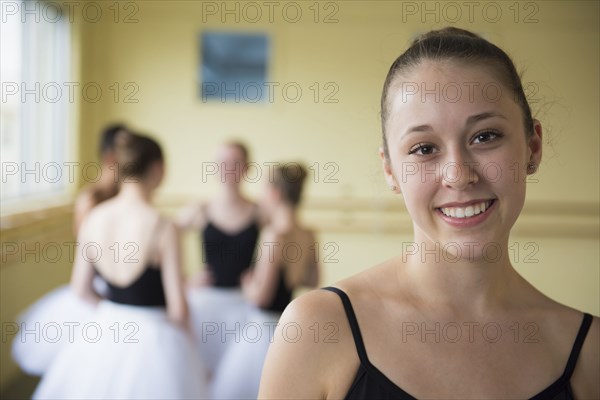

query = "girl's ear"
527;120;543;174
379;147;401;193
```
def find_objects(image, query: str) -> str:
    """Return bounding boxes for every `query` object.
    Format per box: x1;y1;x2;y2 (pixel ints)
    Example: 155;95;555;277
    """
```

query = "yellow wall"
0;207;74;388
76;0;599;309
76;0;599;204
1;0;598;391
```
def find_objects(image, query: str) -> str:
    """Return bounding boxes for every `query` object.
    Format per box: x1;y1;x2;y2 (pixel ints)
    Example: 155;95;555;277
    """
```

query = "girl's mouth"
438;200;494;219
436;199;496;226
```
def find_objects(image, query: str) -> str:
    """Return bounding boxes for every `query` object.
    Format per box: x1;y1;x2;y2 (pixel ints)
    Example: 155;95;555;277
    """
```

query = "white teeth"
439;201;492;219
480;202;488;213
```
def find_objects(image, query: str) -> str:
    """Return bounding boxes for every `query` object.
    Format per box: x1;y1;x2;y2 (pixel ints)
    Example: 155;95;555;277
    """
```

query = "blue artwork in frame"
200;31;269;103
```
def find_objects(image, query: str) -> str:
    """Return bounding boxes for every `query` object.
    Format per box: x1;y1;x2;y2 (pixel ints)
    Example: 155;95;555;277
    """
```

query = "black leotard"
202;220;259;287
95;266;166;307
323;286;593;400
262;268;293;313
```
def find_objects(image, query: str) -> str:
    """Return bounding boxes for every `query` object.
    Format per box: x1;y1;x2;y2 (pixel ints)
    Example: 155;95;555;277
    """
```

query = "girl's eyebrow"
466;111;507;126
401;111;507;138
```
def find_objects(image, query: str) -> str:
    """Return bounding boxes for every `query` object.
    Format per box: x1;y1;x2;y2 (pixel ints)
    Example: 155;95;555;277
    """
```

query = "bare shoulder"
80;199;112;226
260;288;358;399
73;187;96;222
283;225;317;248
157;214;177;236
286;253;393;302
260;260;400;399
282;286;349;325
188;200;206;214
277;261;394;358
260;225;287;244
298;225;318;241
571;314;600;399
175;200;206;229
74;186;94;207
506;285;599;399
75;199;119;245
335;258;397;298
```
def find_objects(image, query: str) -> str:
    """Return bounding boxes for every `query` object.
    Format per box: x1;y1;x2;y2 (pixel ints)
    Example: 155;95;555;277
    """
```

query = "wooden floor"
1;373;39;399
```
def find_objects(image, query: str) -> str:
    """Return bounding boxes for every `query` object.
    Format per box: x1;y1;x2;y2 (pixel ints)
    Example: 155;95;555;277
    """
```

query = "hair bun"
273;162;308;207
114;132;163;180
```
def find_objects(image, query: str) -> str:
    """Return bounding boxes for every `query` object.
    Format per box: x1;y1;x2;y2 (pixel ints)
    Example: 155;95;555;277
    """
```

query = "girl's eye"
408;143;437;156
472;130;501;144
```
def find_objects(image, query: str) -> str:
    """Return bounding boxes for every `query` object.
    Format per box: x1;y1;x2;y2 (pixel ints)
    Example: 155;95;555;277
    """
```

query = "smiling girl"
258;27;599;400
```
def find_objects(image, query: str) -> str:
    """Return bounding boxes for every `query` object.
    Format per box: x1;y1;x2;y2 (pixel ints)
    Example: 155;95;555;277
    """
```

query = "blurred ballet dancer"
177;141;262;376
12;123;129;376
73;123;128;233
33;132;208;399
211;162;319;399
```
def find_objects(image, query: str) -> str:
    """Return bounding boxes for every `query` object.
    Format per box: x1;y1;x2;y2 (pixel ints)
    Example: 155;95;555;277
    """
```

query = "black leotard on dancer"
261;268;293;313
202;220;259;287
95;266;166;307
322;286;593;400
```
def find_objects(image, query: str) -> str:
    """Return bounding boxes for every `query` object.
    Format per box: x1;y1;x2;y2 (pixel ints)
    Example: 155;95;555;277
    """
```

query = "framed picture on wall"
200;31;269;103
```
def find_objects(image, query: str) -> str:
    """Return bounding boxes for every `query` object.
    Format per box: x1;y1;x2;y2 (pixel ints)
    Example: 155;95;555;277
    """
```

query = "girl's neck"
401;237;519;316
117;181;152;203
269;204;297;233
96;163;119;191
218;184;245;204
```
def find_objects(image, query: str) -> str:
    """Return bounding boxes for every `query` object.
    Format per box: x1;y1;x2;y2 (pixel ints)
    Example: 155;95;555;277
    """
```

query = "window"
1;0;72;208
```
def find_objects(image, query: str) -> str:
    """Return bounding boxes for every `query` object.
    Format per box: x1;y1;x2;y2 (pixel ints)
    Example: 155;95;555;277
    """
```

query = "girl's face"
258;181;281;220
217;145;247;186
382;60;542;261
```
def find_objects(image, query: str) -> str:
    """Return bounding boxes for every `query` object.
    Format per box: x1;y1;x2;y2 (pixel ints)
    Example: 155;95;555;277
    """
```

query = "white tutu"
211;307;281;400
187;286;250;374
11;284;96;375
33;300;209;400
